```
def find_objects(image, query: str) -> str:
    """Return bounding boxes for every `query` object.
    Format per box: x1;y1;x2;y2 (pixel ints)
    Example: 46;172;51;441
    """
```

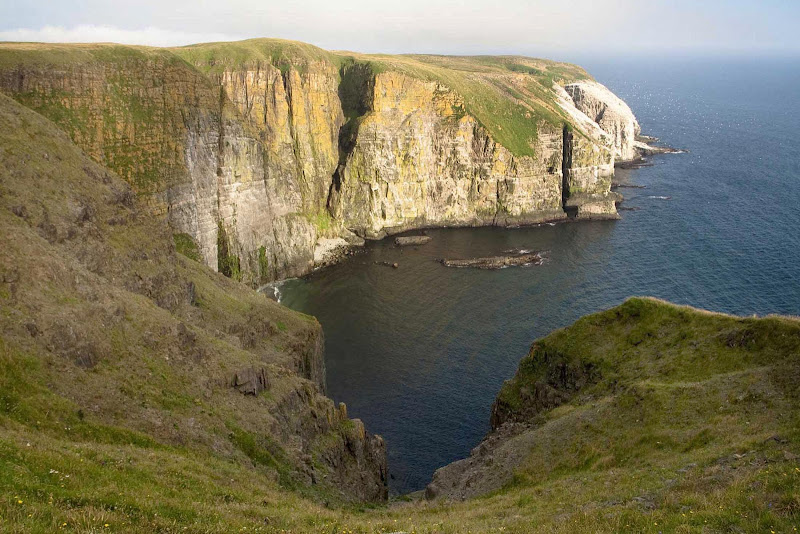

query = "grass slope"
0;93;382;532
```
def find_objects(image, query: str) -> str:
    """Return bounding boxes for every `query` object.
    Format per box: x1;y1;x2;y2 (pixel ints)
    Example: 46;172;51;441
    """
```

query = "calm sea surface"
280;57;800;493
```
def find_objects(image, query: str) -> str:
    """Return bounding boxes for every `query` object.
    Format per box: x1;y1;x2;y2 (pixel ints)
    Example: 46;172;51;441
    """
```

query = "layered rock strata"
0;41;647;284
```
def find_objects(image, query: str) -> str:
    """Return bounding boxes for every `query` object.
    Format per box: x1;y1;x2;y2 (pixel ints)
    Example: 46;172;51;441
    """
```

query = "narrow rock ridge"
0;41;648;285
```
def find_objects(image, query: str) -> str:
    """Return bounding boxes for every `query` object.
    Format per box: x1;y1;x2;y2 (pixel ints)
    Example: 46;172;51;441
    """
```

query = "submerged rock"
440;251;543;269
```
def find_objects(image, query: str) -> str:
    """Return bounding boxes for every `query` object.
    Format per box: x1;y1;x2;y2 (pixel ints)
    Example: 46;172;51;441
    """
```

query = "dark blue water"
281;57;800;494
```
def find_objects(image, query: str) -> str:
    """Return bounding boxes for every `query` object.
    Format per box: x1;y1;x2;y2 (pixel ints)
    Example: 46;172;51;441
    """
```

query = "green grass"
173;38;339;76
216;222;242;281
172;233;201;262
305;209;334;233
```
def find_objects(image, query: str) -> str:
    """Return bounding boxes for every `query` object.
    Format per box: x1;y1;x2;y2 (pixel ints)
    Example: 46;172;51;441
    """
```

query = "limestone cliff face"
0;41;646;284
328;72;568;238
217;60;343;216
564;80;641;161
0;47;322;285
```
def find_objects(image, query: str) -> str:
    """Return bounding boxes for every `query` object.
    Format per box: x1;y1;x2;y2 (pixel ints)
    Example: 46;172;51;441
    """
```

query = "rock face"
0;40;645;284
0;46;320;285
328;71;568;238
563;80;641;161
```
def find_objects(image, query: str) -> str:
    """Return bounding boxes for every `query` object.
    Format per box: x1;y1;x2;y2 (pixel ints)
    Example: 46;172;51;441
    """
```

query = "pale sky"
0;0;798;59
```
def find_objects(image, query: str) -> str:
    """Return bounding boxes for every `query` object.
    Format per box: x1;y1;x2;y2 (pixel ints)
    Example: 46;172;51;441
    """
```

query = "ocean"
279;56;800;494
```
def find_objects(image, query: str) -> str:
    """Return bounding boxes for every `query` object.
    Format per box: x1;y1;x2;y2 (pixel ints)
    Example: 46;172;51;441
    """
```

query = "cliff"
0;93;387;504
426;298;800;504
0;39;645;284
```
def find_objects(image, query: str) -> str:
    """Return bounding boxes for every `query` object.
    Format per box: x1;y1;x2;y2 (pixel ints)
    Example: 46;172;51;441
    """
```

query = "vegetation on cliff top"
173;38;593;157
174;37;339;75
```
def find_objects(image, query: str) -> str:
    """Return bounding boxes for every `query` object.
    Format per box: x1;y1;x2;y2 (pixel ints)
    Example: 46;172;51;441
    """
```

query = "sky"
0;0;798;59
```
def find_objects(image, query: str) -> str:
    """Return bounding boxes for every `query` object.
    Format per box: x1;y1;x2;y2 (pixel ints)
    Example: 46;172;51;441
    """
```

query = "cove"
280;57;800;494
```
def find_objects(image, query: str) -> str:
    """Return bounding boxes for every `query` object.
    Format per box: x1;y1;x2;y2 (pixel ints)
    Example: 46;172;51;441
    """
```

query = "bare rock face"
230;366;271;395
0;49;321;285
564;80;642;161
218;60;343;217
328;72;569;238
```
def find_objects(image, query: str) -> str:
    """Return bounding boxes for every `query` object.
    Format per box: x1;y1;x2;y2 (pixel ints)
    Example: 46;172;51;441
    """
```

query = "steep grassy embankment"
0;92;387;533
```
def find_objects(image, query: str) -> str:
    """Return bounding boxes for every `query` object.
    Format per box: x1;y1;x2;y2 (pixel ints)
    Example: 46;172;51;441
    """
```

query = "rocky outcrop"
0;40;646;284
395;235;432;246
563;80;641;161
440;251;543;269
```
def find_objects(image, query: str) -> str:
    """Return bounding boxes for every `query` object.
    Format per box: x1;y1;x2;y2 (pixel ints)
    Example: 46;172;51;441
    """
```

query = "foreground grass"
2;298;799;533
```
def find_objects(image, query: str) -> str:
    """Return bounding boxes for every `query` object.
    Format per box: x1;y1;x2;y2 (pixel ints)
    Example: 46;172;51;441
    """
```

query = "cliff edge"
426;298;800;504
0;39;647;284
